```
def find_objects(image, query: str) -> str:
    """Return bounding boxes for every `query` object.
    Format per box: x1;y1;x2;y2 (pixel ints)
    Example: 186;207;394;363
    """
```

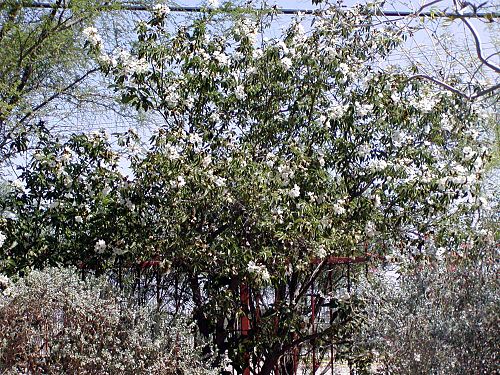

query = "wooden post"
311;280;317;374
240;283;250;375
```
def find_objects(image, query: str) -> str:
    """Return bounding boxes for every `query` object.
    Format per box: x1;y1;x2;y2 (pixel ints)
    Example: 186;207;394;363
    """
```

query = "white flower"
247;261;271;284
170;175;186;189
178;176;186;187
97;53;116;68
213;51;228;66
209;112;220;123
479;196;490;210
247;261;259;272
260;268;271;283
338;291;351;302
414;353;421;362
441;115;453;132
189;132;202;145
0;273;9;289
94;239;107;253
101;186;112;196
318;115;327;127
60;148;72;162
332;202;346;215
234;85;246;100
392;130;405;146
253;48;263;60
153;4;170;17
166;143;180;160
452;175;466;185
288;184;300;198
323;46;337;62
214;176;226;187
369;159;388;171
295;23;306;38
338;62;350;75
11;179;24;190
125;199;135;211
305;192;316;203
411;94;436;113
365;221;376;237
357;103;373;117
0;231;6;248
281;57;292;70
277;41;289;54
328;102;348;119
462;146;475;161
116;49;131;64
278;165;294;186
473;156;483;171
233;51;245;61
75;216;84;224
82;26;102;48
124;57;149;75
82;26;98;38
438;177;448;191
265;152;276;167
202;155;212;167
315;245;327;259
436;247;445;260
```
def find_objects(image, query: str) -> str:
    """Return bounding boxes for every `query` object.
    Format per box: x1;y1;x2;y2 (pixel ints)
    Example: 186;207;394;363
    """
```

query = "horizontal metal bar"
21;1;500;19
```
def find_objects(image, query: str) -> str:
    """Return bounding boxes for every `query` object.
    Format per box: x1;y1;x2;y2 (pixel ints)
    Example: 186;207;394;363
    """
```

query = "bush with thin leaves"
359;249;499;375
0;267;219;374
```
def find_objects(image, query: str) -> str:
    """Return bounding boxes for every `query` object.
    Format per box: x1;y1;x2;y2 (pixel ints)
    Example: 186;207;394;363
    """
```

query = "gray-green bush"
0;267;218;374
360;254;499;375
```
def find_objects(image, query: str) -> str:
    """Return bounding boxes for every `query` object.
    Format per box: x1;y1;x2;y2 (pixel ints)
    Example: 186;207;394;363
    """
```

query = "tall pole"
241;283;251;375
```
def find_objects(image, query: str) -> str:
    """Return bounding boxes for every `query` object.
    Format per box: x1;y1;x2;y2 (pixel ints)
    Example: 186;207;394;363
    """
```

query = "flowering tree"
0;0;492;373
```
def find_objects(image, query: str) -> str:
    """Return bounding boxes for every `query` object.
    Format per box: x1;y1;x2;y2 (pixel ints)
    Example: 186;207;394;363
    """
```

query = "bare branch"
414;0;446;16
471;83;500;99
407;74;499;100
292;259;326;307
409;75;469;97
18;68;100;125
460;16;500;73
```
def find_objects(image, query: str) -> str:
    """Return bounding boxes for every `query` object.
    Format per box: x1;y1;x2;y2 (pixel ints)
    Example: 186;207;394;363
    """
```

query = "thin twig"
407;74;499;100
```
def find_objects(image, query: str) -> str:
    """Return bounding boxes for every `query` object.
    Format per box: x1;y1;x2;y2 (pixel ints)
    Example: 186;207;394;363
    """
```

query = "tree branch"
408;74;469;97
471;83;500;99
460;16;500;74
292;259;326;307
407;74;499;100
18;67;100;125
413;0;446;17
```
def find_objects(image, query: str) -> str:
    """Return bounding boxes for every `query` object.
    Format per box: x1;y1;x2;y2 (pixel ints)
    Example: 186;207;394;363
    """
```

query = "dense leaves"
0;0;494;372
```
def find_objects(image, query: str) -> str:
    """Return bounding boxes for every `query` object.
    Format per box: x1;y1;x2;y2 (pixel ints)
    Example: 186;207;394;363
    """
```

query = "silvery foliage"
0;267;219;374
357;247;499;375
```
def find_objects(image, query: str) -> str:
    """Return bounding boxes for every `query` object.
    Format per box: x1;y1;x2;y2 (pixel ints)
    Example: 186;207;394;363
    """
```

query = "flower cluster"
247;261;271;284
0;231;5;248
